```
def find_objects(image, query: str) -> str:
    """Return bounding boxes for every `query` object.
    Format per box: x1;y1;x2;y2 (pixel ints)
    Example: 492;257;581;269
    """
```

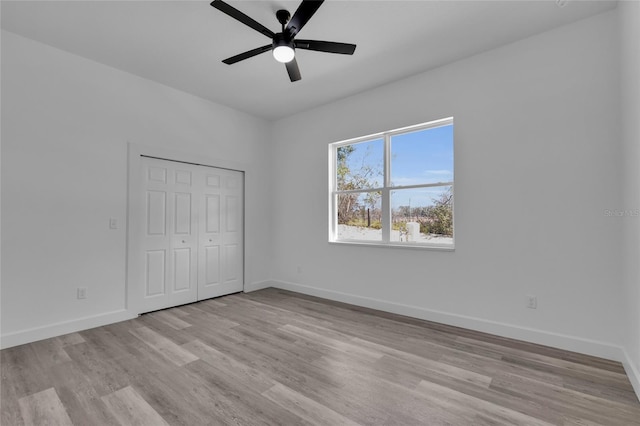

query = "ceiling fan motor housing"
273;32;294;50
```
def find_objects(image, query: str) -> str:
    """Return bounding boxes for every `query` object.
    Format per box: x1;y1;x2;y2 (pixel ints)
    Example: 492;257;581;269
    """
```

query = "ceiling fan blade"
285;58;302;82
210;0;274;38
222;44;272;65
295;39;356;55
286;0;324;38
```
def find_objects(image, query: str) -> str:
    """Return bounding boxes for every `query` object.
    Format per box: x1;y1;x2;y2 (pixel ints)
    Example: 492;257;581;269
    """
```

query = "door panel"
175;170;192;185
173;248;191;291
148;166;167;183
146;191;166;235
204;246;220;286
205;195;220;233
226;195;239;232
206;175;220;187
174;193;192;235
224;244;239;281
145;250;166;297
226;175;239;189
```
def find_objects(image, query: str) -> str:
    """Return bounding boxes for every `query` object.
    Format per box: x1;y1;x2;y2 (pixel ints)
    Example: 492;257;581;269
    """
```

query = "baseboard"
0;309;136;350
622;349;640;402
1;280;275;349
244;280;276;293
269;280;626;362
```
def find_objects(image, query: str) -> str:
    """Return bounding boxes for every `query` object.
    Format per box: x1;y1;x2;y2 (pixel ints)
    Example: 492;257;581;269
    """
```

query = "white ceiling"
1;0;616;121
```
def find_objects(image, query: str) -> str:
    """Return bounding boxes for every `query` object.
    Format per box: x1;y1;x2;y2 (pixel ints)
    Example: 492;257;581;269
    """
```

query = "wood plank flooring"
2;288;639;425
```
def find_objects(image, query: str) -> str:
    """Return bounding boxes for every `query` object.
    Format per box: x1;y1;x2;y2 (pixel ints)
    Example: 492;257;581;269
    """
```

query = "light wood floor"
2;288;639;425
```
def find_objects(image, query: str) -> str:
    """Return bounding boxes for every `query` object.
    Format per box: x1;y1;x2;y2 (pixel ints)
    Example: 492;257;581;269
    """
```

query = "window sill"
328;240;455;251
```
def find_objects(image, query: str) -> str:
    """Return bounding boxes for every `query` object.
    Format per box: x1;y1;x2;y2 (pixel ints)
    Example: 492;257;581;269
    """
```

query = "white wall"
620;0;640;395
0;31;272;347
270;10;625;359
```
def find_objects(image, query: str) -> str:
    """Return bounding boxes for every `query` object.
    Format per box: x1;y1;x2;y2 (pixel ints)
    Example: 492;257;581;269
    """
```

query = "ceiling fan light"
273;45;295;63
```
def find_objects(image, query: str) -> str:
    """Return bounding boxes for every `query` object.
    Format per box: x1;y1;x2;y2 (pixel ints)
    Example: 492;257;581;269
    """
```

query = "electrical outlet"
526;295;537;309
77;287;87;299
109;218;118;229
297;266;302;274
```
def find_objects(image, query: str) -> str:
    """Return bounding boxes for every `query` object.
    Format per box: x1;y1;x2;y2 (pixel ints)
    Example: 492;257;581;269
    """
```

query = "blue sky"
341;124;453;209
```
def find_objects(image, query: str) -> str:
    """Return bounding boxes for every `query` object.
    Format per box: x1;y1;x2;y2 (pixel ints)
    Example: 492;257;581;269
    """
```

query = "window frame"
329;117;454;250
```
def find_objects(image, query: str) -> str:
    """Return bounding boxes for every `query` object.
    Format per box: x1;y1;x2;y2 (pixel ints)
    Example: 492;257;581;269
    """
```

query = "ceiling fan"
210;0;356;82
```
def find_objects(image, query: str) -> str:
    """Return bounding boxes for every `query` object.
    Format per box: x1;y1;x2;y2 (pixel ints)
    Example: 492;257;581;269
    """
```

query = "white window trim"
329;117;454;250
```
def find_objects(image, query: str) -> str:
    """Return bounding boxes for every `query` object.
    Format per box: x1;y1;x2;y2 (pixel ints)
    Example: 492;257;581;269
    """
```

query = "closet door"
198;168;244;299
139;157;198;313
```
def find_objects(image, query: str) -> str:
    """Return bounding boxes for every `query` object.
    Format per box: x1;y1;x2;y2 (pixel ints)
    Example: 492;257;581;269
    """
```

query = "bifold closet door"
136;156;244;314
198;167;244;299
139;157;199;313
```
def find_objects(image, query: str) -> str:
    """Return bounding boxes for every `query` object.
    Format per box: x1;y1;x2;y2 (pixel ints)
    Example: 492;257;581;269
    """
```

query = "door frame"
126;142;248;315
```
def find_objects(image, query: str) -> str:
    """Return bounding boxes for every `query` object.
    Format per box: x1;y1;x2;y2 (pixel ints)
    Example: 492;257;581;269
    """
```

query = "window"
329;117;454;249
